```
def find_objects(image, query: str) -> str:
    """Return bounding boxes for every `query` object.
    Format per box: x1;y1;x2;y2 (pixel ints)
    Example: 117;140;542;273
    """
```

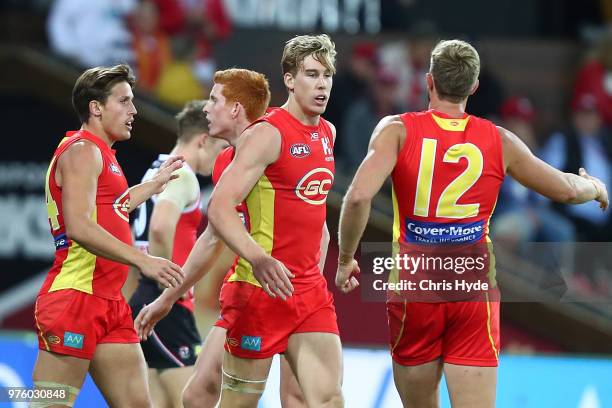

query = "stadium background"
1;0;611;406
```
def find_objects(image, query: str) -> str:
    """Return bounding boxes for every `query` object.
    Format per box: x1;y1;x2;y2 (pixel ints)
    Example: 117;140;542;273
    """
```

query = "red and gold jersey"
226;108;335;293
40;130;132;300
392;110;504;245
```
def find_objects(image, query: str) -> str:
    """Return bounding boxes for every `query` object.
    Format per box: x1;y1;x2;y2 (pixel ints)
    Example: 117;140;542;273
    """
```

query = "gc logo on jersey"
290;143;311;158
295;168;333;205
113;190;130;222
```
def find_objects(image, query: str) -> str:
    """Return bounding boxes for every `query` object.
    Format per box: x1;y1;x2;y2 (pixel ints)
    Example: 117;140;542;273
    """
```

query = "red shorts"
35;289;139;360
219;278;338;359
387;300;500;367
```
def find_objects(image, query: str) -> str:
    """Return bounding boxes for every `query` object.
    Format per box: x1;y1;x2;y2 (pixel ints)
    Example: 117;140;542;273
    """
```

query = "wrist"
338;252;354;265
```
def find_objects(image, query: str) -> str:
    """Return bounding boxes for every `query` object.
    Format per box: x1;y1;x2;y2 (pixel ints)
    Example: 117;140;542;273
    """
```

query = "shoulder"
59;139;103;168
375;114;406;135
241;121;282;142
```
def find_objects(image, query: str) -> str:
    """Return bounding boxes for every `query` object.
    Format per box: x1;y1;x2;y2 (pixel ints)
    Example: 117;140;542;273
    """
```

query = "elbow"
344;189;372;209
149;223;170;244
65;221;86;243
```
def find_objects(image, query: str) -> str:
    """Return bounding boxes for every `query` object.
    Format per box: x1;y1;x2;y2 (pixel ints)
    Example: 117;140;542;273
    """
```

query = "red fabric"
173;194;202;312
153;0;186;35
226;108;335;294
393;110;504;245
221;278;338;359
35;289;139;360
573;60;612;125
40;131;132;300
387;300;500;367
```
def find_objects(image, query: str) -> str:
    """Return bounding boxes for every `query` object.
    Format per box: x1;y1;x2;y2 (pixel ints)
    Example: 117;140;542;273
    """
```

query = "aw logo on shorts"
290;143;311;158
63;332;84;349
113;189;130;222
240;336;262;352
295;168;334;205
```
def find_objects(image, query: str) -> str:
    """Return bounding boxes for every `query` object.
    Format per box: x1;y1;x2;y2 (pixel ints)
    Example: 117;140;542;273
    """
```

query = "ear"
284;72;295;92
426;73;434;92
89;100;103;118
231;102;241;119
469;79;479;95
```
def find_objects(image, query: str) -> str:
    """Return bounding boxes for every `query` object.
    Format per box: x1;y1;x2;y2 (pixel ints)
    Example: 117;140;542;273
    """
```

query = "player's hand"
335;258;360;294
251;255;295;300
579;167;609;210
134;297;173;341
138;254;185;288
153;156;184;194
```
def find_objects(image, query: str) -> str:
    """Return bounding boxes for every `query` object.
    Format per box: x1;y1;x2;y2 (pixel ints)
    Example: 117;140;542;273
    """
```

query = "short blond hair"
281;34;337;76
429;39;480;103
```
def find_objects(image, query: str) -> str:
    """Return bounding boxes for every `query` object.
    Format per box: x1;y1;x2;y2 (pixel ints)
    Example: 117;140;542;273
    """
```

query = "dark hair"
175;100;209;142
72;64;136;124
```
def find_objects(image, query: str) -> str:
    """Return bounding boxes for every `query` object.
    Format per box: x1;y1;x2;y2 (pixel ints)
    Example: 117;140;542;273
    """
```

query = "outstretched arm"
500;126;608;209
59;141;184;288
336;116;405;293
128;156;184;212
135;224;234;339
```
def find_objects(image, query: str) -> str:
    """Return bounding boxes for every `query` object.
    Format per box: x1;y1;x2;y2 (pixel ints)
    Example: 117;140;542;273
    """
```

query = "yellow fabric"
155;62;206;108
431;114;470;131
49;209;97;294
229;175;275;286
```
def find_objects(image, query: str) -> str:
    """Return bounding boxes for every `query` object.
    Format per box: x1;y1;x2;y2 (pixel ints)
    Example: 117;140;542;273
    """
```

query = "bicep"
212;125;280;205
59;143;102;226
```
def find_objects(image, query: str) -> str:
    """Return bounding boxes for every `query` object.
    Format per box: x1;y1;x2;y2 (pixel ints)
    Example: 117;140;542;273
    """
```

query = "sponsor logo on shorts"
178;346;191;360
290;143;311;158
240;335;262;352
47;335;61;345
405;219;485;244
295;168;334;205
63;332;84;349
226;337;239;347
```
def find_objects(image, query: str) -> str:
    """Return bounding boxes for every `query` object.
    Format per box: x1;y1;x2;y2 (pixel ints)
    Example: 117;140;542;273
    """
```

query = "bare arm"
128;156;184;212
319;222;330;274
59;141;184;288
335;116;405;293
501;126;608;209
208;122;295;299
134;224;233;339
147;200;181;260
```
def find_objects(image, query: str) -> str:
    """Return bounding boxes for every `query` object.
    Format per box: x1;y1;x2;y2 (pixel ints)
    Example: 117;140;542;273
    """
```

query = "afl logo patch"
109;163;121;174
290;143;311;158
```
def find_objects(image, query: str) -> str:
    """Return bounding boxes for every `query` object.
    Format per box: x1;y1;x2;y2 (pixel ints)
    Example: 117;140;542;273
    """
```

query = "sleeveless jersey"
40;130;132;300
226;108;335;293
132;154;202;310
392;110;504;245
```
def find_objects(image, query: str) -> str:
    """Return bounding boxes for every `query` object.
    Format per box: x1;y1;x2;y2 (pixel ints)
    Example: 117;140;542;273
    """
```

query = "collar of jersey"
429;110;470;132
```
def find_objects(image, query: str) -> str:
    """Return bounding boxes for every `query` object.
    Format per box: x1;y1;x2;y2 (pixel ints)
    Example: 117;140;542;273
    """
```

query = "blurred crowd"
44;1;612;297
47;0;231;108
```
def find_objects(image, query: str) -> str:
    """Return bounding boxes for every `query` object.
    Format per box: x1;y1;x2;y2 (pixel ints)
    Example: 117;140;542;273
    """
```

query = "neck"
227;117;253;147
428;92;468;118
81;122;114;147
170;143;196;171
283;95;320;126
